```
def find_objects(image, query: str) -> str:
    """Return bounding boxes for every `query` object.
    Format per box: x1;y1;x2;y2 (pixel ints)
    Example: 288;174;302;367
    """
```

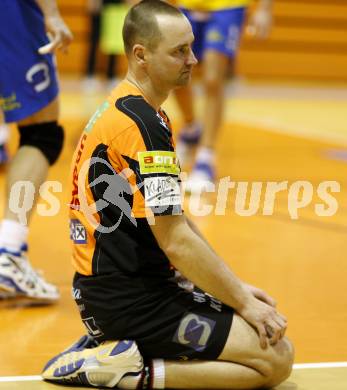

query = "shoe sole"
43;341;143;388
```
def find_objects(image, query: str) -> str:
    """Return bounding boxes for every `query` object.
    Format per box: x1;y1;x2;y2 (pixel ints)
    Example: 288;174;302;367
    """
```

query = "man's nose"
187;48;198;66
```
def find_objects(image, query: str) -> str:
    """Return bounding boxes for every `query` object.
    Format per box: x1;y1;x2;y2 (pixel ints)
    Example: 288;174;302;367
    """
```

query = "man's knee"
18;121;64;165
263;337;294;388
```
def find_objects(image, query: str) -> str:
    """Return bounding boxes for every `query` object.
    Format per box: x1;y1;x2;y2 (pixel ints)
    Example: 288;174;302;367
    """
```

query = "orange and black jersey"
69;80;182;279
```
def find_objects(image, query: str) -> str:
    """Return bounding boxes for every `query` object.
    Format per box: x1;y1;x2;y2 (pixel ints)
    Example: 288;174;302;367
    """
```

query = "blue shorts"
0;0;59;123
181;7;246;61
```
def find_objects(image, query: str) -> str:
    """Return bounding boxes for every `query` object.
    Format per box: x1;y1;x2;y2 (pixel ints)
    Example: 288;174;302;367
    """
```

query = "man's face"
146;14;197;90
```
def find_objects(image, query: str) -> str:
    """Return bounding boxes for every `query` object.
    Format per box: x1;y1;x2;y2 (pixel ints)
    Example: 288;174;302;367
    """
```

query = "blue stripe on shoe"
53;359;85;377
110;340;133;356
42;335;96;372
0;275;25;293
0;247;22;257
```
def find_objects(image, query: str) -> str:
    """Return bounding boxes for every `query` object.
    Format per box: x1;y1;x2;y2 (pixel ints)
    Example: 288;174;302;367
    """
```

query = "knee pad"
18;121;64;165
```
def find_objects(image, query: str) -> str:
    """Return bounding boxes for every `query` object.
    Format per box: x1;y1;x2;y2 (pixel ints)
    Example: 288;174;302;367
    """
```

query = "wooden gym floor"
0;79;346;389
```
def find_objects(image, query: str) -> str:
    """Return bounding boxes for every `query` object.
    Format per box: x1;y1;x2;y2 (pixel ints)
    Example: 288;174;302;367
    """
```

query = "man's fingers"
265;321;282;346
249;286;277;308
38;28;72;55
61;29;73;48
262;292;276;307
38;41;56;54
268;312;288;342
257;325;268;349
275;316;287;339
38;31;61;54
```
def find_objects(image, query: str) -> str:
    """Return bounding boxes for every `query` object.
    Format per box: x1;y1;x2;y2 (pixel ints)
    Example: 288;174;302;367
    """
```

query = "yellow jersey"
177;0;252;11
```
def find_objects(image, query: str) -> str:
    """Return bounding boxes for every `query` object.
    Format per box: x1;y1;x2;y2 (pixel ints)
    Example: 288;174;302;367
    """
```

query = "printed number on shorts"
26;62;51;92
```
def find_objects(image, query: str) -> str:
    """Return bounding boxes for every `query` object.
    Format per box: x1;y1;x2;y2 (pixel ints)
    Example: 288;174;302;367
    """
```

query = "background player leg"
0;98;60;302
174;85;201;167
186;50;230;192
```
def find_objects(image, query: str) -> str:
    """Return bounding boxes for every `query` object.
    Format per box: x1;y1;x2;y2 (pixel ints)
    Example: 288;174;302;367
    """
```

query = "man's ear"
133;44;146;65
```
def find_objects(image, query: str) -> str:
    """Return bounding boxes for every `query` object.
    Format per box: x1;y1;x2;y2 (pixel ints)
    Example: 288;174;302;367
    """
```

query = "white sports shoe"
185;162;216;194
0;250;59;303
42;336;144;388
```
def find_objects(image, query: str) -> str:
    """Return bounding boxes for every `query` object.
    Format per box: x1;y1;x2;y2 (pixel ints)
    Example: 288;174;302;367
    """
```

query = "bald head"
123;0;184;55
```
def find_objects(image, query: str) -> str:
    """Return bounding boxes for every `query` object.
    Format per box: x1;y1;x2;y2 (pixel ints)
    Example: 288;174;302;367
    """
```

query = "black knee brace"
18;121;64;165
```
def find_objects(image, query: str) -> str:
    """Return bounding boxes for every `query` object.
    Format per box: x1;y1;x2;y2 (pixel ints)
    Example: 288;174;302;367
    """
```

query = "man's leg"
185;50;230;192
164;314;294;389
199;50;229;150
174;85;195;126
174;85;202;167
3;98;59;222
0;98;62;302
42;314;293;389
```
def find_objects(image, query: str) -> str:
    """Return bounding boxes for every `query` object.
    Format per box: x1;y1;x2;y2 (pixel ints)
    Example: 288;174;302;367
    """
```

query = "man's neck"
125;70;168;111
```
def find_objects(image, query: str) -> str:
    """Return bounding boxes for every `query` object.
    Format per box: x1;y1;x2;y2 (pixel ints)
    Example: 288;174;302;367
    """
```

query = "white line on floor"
0;375;41;382
293;362;347;369
1;362;347;382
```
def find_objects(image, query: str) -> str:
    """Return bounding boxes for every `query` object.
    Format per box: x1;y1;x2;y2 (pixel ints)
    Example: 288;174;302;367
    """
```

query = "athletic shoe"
0;249;59;303
176;122;201;166
185;161;215;194
42;336;144;388
0;144;8;164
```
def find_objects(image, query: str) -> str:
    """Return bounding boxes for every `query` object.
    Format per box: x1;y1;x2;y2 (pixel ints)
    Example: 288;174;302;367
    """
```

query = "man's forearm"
166;222;252;312
35;0;60;18
186;216;216;253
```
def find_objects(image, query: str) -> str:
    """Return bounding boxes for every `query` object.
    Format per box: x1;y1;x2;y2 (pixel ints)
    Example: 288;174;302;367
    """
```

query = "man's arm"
150;214;287;348
35;0;73;54
187;216;277;307
247;0;273;39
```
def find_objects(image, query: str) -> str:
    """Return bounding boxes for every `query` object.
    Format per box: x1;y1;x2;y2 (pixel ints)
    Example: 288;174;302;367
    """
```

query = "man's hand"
244;283;277;307
38;15;73;54
238;295;287;349
246;5;272;39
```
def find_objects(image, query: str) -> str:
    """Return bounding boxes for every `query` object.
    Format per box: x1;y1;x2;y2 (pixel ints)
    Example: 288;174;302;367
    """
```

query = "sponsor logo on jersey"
138;151;180;175
70;219;87;244
144;176;181;208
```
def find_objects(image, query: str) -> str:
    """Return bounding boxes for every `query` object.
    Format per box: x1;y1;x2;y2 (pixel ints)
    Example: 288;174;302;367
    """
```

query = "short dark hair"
123;0;183;55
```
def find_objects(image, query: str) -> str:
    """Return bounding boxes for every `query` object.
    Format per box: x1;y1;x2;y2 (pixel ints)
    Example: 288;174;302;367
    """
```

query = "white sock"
117;359;165;389
0;219;28;253
152;359;165;389
0;124;9;145
195;147;215;165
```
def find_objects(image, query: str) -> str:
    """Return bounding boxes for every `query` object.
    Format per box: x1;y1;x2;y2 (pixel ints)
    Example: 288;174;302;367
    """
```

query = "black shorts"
73;273;234;361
